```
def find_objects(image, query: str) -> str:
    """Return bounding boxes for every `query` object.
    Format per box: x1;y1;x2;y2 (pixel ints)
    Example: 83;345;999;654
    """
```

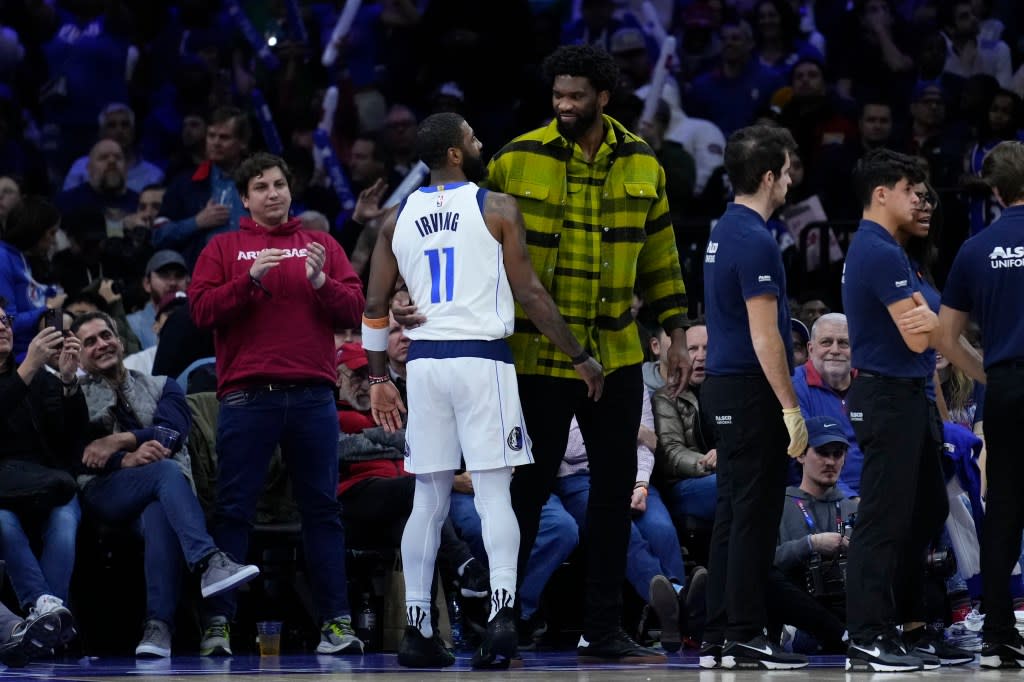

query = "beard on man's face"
463;152;488;183
555;105;599;142
99;169;126;194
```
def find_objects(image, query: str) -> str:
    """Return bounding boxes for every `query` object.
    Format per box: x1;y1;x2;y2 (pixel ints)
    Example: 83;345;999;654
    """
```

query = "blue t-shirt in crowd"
942;204;1024;369
687;60;785;136
911;260;941;400
42;13;130;128
842;220;931;378
704;203;793;376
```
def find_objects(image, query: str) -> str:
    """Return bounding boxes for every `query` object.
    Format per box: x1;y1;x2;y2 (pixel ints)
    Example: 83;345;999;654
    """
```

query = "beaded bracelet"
368;375;391;385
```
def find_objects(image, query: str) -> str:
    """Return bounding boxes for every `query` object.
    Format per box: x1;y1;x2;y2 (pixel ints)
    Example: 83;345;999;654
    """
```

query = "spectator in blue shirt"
61;103;164;195
54;139;139;227
152;106;249;268
793;313;865;498
686;19;785;136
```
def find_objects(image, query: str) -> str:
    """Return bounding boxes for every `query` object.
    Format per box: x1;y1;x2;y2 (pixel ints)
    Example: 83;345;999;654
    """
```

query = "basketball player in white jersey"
361;112;604;669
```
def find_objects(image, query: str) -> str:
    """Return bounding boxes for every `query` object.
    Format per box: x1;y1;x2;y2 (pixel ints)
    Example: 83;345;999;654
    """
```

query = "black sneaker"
577;628;667;663
905;625;974;666
516;611;547;650
458;559;490;599
648;575;680;653
698;641;722;669
397;627;455;668
683;566;708;642
722;633;809;670
980;634;1024;669
471;606;519;669
847;634;923;672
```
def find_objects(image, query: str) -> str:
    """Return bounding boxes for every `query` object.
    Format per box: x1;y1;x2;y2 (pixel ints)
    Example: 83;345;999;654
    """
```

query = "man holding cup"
71;311;259;659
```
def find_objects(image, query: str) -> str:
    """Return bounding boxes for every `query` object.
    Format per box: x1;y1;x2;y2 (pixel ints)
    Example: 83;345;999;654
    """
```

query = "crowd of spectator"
0;0;1018;665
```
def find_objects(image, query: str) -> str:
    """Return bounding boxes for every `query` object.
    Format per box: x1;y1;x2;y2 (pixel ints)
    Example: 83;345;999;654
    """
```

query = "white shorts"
404;353;533;474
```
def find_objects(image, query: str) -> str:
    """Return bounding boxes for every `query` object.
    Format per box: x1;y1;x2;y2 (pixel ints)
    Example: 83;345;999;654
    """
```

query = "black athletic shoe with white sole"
905;625;975;666
980;635;1024;669
721;634;808;670
846;634;923;672
698;641;722;669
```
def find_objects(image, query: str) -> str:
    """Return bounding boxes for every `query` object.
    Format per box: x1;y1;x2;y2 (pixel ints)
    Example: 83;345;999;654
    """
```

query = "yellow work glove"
782;407;808;458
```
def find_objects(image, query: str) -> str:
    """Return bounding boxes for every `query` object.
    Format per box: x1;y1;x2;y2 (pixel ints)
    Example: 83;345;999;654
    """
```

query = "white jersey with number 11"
392;181;514;342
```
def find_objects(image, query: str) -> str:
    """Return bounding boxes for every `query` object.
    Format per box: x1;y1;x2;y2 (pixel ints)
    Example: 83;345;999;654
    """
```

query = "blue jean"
0;496;81;610
82;459;217;624
555;472;687;601
449;491;578;620
667;475;718;524
207;385;349;623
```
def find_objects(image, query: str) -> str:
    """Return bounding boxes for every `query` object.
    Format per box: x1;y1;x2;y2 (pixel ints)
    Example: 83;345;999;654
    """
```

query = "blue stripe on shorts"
407;339;513;363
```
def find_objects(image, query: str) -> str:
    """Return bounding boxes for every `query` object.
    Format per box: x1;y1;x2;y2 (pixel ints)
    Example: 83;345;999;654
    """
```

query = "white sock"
490;588;515;622
407;603;433;638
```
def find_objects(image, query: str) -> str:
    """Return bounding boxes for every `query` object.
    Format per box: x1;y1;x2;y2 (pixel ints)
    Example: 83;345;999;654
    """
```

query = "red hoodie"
189;216;364;397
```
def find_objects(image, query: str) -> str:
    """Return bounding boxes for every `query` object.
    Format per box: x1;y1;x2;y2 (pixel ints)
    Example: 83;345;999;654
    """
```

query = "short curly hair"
541;44;620;94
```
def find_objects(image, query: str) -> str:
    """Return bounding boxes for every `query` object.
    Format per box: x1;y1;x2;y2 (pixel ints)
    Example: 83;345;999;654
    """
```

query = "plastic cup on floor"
256;621;282;656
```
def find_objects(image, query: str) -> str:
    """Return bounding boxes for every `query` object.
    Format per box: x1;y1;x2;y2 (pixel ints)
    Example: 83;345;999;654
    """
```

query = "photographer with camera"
772;416;857;654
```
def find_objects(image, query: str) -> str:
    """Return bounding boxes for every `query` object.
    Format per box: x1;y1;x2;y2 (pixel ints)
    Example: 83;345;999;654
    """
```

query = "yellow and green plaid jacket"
485;115;688;379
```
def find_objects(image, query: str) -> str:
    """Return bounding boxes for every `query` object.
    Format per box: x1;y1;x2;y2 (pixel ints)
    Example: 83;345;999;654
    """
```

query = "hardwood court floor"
0;652;1016;682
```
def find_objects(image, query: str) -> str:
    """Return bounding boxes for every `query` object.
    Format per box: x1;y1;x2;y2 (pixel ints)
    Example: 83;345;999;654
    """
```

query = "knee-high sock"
401;470;454;637
472;467;519;620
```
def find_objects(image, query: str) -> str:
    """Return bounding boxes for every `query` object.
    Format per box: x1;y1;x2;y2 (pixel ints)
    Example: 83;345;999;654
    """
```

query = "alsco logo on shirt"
705;241;718;264
989;246;1024;268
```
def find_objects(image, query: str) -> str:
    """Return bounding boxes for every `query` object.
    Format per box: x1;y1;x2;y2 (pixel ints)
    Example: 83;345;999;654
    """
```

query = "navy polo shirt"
942;204;1024;369
842;220;931;378
704;203;793;376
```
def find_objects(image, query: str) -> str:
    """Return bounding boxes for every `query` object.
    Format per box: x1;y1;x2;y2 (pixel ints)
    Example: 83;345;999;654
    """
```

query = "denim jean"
207;385;349;623
555;472;687;601
0;495;81;610
449;491;578;620
667;475;718;524
82;459;217;624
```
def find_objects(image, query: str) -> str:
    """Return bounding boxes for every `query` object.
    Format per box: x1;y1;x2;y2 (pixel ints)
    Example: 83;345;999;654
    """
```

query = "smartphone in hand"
43;308;62;333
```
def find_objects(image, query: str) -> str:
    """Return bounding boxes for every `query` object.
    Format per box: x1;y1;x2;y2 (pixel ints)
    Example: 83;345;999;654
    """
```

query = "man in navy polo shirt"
936;140;1024;669
841;148;936;673
700;124;808;670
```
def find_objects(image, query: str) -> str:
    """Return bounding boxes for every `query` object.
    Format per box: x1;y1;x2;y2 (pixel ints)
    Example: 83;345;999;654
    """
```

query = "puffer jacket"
652;386;713;484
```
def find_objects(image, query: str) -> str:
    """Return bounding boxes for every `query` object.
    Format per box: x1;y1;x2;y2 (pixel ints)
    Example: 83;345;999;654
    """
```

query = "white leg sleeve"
401;470;454;637
471;467;519;619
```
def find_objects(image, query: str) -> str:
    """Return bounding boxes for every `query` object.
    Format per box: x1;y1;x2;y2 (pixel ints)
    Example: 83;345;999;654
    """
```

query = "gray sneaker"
199;616;232;656
29;594;76;645
135;619;172;658
199;551;260;598
316;616;364;654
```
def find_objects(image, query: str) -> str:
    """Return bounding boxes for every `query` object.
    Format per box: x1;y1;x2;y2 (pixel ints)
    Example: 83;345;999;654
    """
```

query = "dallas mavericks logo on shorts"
507;427;524;451
404;441;411;458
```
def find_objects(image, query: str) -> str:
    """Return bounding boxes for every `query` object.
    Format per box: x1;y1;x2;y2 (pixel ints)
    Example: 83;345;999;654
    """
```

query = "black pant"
511;365;642;638
894;400;949;626
767;568;847;653
845;375;947;642
981;363;1024;643
702;374;789;643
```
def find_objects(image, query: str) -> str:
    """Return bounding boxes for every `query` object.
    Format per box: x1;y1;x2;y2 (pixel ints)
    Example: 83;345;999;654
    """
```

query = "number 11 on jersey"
424;247;455;303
